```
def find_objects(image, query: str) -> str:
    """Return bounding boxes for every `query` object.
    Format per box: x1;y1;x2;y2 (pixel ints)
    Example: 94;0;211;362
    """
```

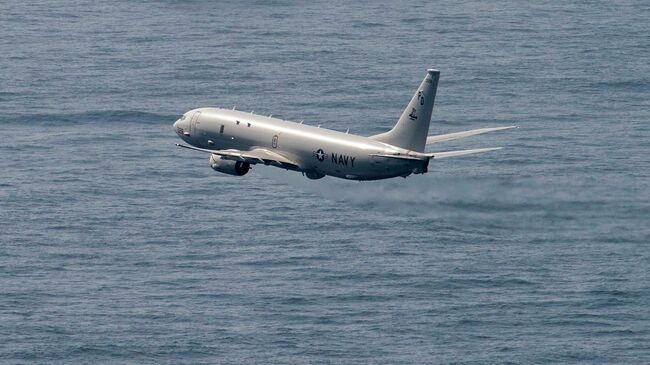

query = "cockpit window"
180;114;186;120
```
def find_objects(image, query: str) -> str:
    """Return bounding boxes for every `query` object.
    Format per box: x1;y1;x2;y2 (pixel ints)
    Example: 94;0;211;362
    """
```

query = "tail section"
371;69;440;152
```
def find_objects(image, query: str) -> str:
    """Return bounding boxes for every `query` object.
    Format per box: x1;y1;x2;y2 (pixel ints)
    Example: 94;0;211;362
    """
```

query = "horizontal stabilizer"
429;147;502;159
368;153;426;161
426;126;517;145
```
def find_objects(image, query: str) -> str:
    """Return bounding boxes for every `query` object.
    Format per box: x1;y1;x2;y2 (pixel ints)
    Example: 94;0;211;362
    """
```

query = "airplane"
173;68;516;181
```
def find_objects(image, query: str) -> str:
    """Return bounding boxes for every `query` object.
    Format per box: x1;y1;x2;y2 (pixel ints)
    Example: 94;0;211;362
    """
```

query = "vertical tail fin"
371;69;440;152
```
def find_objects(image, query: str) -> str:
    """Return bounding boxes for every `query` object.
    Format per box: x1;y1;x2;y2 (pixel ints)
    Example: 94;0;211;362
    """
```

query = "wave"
4;110;176;126
589;79;650;92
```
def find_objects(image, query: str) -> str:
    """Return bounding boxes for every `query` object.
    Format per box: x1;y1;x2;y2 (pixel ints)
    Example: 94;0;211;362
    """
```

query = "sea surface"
1;1;649;364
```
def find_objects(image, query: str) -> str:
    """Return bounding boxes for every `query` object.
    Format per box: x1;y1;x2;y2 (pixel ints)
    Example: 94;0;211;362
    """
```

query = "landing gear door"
189;111;201;136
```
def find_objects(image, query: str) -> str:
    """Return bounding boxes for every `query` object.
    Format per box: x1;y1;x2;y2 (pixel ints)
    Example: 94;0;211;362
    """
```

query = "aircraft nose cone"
172;119;179;130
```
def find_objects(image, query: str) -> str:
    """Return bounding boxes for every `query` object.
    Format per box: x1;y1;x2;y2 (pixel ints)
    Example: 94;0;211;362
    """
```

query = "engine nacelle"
209;154;250;176
304;171;325;180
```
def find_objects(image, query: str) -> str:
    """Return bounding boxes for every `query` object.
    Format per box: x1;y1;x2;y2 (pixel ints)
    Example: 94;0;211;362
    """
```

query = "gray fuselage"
174;108;426;180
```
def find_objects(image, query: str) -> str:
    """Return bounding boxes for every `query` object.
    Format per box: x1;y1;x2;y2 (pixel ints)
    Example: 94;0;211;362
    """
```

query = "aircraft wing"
426;126;517;145
176;144;299;168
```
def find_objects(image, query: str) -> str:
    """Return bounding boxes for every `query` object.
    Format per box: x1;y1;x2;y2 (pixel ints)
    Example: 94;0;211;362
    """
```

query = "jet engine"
304;171;325;180
209;154;250;176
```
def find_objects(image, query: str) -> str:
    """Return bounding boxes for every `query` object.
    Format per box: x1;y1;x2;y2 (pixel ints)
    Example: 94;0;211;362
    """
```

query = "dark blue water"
2;1;649;363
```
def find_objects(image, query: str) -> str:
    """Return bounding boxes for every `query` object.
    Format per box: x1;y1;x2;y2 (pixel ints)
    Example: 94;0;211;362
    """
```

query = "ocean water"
1;1;649;363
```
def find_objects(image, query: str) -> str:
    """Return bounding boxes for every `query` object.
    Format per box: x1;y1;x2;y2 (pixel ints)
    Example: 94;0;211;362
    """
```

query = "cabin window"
247;122;251;127
236;120;240;125
219;125;224;134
